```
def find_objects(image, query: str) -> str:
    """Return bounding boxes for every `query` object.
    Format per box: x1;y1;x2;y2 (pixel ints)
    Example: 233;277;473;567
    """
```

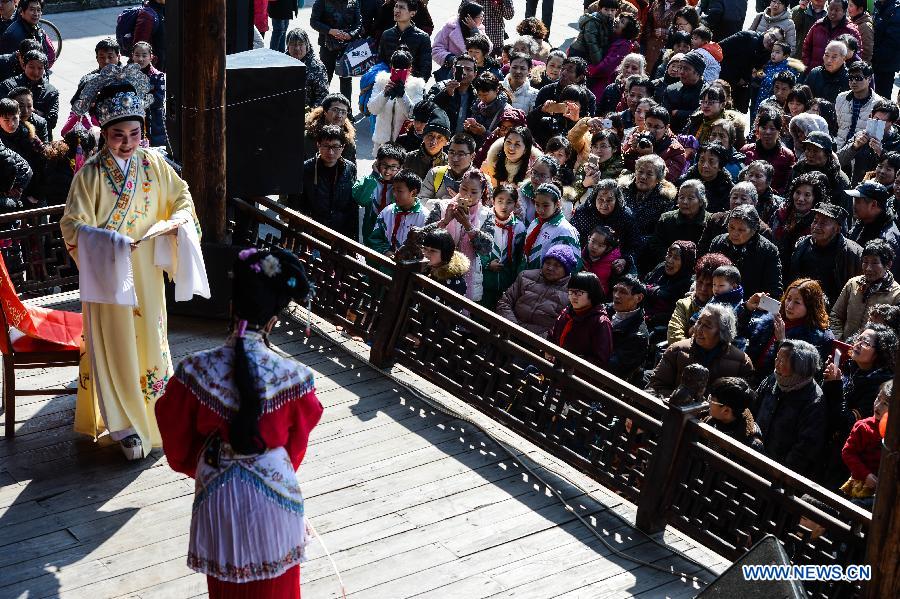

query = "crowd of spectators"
286;0;900;508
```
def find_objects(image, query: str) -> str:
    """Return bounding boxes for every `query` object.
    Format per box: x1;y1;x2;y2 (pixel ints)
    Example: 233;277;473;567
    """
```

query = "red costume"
156;332;323;598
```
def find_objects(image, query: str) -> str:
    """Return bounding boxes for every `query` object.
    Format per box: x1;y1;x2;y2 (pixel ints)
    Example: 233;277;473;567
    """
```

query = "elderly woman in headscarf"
788;112;831;158
472;106;526;168
709;204;783;298
752;339;826;478
643;240;697;329
648;303;755;398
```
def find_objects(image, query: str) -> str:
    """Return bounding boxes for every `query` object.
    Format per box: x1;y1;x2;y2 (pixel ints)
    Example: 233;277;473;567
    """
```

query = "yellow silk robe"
60;148;198;453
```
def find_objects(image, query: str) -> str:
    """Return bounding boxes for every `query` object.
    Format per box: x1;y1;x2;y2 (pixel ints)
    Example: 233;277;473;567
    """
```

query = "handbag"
336;37;378;77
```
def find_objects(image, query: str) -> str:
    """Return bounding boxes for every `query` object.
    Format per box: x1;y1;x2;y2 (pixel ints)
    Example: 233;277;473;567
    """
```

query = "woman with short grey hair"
709;203;783;297
285;27;330;110
620;153;678;247
752;339;826;478
647;302;754;398
729;181;758;205
647;178;709;268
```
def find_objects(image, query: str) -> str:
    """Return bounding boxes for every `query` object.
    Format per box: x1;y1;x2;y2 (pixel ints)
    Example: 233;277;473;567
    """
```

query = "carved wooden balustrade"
1;198;869;598
0;205;77;297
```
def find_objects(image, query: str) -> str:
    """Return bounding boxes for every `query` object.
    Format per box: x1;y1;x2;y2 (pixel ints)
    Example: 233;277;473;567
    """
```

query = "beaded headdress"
72;63;153;128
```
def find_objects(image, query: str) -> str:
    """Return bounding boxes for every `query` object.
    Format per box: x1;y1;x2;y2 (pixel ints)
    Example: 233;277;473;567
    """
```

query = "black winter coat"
378;24;432;80
804;65;849;104
753;376;826;477
874;0;900;73
607;307;650;384
709;232;783;298
294;157;358;239
268;0;299;19
789;234;863;306
662;80;703;134
0;52;20;83
0;74;58;132
719;31;770;88
28;114;48;144
310;0;362;51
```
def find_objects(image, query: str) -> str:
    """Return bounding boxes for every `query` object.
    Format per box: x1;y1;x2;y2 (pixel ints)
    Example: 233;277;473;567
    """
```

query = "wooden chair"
0;258;81;438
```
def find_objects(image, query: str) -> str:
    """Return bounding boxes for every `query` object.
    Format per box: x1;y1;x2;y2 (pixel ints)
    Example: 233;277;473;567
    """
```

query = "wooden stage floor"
0;295;728;598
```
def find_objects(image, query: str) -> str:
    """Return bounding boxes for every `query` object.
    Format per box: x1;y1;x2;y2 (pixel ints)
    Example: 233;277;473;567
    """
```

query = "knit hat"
681;51;706;77
543;244;577;274
424;107;452;139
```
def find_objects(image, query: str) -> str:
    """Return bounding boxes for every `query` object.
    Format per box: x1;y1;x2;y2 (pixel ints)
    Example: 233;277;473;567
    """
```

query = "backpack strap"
433;166;448;193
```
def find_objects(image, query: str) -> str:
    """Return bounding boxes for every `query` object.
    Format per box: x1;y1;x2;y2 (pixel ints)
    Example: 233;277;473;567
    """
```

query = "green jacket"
571;12;613;65
352;172;388;246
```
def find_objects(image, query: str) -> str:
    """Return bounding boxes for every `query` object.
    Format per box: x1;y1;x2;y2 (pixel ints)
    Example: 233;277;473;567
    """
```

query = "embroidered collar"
175;332;315;419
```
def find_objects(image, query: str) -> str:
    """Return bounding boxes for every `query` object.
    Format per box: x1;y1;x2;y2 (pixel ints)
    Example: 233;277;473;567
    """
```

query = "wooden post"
865;352;900;597
635;401;701;534
180;0;227;243
369;259;427;368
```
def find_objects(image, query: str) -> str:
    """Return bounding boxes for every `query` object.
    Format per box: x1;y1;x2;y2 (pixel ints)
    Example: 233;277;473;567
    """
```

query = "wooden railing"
8;199;871;598
0;205;76;298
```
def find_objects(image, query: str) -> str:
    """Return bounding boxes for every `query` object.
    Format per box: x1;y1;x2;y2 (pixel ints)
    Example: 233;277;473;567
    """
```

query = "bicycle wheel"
39;18;62;61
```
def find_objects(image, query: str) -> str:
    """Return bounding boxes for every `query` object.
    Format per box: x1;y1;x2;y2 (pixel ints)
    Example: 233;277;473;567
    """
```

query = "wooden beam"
865;351;900;597
179;0;226;243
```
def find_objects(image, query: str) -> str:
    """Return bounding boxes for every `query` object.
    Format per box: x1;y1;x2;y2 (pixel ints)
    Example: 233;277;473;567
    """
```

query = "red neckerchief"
558;305;591;347
496;215;515;264
378;181;390;212
390;208;414;248
523;216;547;256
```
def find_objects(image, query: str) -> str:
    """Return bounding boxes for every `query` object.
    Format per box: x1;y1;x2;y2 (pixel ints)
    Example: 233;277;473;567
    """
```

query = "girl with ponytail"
156;247;322;598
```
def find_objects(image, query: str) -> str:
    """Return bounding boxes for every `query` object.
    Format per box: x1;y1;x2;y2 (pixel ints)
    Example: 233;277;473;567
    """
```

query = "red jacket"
581;246;621;296
740;141;796;195
549;303;613;368
842;415;882;481
802;17;861;70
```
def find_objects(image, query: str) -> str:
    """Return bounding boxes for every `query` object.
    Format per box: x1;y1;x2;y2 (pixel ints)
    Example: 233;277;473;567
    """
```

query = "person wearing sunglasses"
835;61;884;146
703;377;765;451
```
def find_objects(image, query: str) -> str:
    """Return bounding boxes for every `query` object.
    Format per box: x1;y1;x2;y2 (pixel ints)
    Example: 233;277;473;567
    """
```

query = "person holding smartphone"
425;54;477;134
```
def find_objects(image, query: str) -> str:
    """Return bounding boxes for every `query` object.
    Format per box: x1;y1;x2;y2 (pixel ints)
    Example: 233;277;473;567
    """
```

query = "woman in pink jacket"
432;1;492;69
586;13;641;100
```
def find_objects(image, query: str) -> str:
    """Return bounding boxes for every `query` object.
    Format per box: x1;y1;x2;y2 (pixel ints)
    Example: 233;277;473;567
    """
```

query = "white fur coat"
367;71;426;150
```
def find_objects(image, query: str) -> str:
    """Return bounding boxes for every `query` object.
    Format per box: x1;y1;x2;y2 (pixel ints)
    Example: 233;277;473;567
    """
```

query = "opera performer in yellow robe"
60;64;208;460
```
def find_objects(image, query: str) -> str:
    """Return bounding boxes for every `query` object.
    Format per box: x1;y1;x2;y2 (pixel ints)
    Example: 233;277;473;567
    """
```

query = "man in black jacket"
378;0;431;81
425;54;476;134
847;181;900;274
790;203;863;306
606;276;650;385
719;27;784;112
294;125;358;240
0;49;56;130
662;51;704;133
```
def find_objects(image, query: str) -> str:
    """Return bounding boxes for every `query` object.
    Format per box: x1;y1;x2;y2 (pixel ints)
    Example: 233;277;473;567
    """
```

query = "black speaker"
696;535;806;598
225;48;306;198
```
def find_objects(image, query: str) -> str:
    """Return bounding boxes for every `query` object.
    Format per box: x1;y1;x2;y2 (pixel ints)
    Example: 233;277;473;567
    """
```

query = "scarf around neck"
775;372;813;393
861;270;896;302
